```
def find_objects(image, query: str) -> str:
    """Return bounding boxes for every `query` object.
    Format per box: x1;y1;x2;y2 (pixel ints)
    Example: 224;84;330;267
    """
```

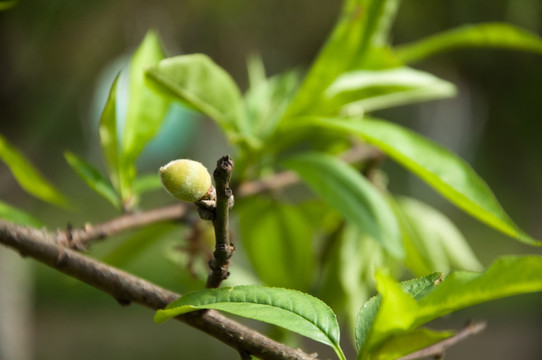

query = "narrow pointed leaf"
145;54;246;137
285;0;400;118
121;31;169;203
0;134;68;208
64;151;120;208
396;23;542;64
324;67;456;115
98;73;121;192
310;118;540;246
0;200;42;227
155;286;345;359
282;152;403;259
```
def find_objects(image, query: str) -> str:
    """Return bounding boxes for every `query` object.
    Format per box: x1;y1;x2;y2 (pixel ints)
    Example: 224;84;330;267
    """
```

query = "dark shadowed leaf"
282;152;403;259
64;151;120;209
238;198;314;290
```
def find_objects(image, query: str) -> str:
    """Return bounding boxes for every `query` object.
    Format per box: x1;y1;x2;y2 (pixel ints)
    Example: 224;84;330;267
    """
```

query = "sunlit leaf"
0;134;68;208
394;196;483;275
282;152;403;259
0;200;42;227
145;54;247;141
362;256;542;356
155;285;346;360
324;67;456;115
285;0;401;118
121;30;169;205
396;23;542;64
238;198;314;290
64;151;120;208
98;73;121;192
370;328;454;360
415;256;542;326
355;272;442;356
308;118;540;246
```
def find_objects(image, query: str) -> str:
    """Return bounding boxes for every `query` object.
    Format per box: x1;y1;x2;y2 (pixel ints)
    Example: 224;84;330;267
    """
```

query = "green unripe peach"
159;159;213;202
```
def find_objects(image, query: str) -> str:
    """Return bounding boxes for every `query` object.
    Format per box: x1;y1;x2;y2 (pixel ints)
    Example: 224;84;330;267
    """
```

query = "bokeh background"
1;0;541;359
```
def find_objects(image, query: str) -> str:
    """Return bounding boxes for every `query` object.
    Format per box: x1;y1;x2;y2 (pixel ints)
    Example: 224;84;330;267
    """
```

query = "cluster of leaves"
2;0;542;358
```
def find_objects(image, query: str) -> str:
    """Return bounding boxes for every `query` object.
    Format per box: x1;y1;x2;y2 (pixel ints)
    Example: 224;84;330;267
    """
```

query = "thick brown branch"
0;219;317;360
207;155;235;288
399;321;487;360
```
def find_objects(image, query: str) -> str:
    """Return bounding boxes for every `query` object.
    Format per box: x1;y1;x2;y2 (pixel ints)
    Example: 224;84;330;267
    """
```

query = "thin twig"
56;144;383;250
58;204;190;250
206;155;235;288
0;219;317;360
236;144;383;197
399;321;487;360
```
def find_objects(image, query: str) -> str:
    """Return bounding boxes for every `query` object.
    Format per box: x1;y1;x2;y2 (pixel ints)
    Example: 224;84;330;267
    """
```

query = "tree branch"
399;321;487;360
58;203;191;250
0;219;317;360
206;155;235;288
57;145;382;250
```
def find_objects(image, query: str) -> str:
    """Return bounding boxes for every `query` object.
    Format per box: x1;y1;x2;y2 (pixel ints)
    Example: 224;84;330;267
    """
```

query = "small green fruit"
159;159;212;202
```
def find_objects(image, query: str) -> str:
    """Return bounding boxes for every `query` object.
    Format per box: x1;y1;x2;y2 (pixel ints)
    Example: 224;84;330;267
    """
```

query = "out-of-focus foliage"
1;0;542;359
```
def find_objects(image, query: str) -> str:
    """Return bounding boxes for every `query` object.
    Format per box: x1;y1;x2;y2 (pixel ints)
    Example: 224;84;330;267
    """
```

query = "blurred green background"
1;0;541;359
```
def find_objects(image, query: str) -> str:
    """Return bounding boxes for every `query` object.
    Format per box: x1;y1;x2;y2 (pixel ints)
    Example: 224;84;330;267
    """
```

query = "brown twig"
0;219;317;360
58;145;382;250
399;321;487;360
236;144;383;198
206;155;235;288
58;203;190;250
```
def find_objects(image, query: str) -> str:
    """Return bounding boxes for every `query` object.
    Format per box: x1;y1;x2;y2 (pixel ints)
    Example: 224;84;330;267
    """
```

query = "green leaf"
0;200;42;227
285;0;400;118
370;328;454;360
244;63;300;140
121;30;169;205
63;151;120;209
282;152;403;259
355;272;442;356
98;73;121;193
415;256;542;326
394;196;483;275
396;23;542;64
0;133;68;208
238;198;315;290
362;256;542;355
309;118;540;246
324;67;456;115
132;174;162;195
0;0;17;11
145;54;247;140
155;285;346;360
